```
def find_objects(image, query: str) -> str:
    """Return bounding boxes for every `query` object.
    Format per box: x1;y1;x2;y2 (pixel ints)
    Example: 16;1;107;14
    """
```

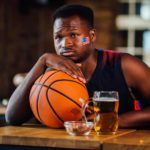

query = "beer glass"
93;91;119;135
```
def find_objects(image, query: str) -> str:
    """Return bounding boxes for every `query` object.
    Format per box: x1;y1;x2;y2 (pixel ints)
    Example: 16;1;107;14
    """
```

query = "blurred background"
0;0;150;104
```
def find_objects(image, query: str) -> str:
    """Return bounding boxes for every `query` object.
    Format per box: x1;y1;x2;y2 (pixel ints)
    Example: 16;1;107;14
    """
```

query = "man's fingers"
64;62;86;83
76;63;82;67
55;59;86;83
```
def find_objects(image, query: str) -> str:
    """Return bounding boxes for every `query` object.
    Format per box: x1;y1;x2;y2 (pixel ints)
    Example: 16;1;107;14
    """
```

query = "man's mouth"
60;51;75;57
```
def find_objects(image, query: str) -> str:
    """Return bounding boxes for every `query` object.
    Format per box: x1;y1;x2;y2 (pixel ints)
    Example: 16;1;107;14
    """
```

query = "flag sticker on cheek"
82;37;90;45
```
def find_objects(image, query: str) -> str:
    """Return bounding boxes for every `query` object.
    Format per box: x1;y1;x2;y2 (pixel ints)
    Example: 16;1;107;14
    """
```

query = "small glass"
64;121;93;136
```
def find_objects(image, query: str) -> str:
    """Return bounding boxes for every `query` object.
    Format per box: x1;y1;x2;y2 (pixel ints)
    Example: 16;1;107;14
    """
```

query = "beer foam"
93;97;118;102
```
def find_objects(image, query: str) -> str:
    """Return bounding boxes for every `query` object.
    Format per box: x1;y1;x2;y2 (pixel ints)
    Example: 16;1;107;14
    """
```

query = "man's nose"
61;37;73;48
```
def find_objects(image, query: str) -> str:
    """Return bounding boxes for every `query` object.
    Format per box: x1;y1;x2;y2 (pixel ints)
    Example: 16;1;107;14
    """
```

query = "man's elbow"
5;111;22;125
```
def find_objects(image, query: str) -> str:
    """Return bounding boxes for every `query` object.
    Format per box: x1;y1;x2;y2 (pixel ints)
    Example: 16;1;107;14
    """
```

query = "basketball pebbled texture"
29;70;89;128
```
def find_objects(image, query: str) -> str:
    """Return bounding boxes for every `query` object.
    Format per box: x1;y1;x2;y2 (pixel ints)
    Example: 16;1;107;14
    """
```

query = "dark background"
0;0;119;100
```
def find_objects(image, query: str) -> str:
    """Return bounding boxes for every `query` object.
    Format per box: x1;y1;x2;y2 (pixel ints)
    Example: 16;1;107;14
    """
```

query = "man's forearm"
5;56;46;125
119;107;150;129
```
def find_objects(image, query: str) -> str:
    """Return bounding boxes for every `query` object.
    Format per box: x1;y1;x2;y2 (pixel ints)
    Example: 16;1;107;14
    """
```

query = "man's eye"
70;33;77;38
55;35;62;40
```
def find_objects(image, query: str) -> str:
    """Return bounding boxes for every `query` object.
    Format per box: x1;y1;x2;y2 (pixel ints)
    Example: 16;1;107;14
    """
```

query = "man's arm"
5;53;85;125
119;107;150;129
119;53;150;129
5;55;46;125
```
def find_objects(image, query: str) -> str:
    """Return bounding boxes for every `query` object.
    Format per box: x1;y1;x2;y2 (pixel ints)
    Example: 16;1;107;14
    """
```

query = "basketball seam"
46;86;82;124
33;83;81;123
33;70;61;124
34;82;82;108
31;70;86;128
48;78;85;120
29;74;44;98
34;82;82;124
30;70;61;98
46;88;64;123
49;79;86;89
49;87;81;108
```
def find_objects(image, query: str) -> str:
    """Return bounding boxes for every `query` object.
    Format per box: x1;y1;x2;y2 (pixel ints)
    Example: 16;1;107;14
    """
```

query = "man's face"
53;15;96;63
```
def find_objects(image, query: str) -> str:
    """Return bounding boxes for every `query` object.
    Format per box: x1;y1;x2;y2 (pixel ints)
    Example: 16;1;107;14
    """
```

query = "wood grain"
103;130;150;150
0;125;135;150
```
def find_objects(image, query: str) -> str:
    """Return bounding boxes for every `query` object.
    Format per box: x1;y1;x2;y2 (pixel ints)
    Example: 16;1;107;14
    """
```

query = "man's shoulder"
104;49;127;55
101;49;128;60
96;49;127;56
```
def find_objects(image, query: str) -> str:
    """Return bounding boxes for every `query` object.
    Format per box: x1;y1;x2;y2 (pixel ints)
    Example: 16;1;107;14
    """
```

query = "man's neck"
81;51;98;82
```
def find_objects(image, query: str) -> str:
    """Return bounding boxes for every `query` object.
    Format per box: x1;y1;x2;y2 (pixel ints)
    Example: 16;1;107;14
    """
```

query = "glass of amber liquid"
93;91;119;135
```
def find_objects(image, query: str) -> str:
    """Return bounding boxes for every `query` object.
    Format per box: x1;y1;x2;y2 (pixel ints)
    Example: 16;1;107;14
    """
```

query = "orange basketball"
29;70;89;128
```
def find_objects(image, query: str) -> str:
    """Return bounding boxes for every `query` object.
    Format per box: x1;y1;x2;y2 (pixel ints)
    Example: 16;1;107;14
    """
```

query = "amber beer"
93;97;119;135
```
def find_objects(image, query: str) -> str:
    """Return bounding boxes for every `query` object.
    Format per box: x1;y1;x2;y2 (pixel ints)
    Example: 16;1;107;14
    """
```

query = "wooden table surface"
0;125;135;150
103;130;150;150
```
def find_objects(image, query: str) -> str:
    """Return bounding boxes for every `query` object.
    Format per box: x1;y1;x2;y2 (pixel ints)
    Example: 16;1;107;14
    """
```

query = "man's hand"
41;53;86;83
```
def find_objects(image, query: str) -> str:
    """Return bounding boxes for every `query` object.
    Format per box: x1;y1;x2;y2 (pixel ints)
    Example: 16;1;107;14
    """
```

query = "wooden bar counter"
103;130;150;150
0;124;135;150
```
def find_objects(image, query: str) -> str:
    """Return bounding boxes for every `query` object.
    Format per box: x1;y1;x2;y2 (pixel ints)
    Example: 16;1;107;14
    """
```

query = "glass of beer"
93;91;119;135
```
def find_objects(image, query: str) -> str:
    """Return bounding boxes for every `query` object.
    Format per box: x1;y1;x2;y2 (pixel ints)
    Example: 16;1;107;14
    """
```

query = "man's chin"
64;56;81;63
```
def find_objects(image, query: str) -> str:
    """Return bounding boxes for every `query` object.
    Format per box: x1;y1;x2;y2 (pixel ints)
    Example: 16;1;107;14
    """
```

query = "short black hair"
52;4;94;28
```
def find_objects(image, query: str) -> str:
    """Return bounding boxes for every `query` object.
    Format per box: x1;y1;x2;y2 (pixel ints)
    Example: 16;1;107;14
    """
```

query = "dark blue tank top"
86;49;134;114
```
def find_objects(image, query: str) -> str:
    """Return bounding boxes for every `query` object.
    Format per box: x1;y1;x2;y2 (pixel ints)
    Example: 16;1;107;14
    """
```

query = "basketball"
29;69;89;128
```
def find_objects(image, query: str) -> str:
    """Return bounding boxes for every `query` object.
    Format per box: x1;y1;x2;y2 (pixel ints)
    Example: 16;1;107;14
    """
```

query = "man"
5;4;150;128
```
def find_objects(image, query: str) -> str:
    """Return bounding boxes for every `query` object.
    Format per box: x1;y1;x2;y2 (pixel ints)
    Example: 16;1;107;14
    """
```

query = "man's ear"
90;29;96;42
